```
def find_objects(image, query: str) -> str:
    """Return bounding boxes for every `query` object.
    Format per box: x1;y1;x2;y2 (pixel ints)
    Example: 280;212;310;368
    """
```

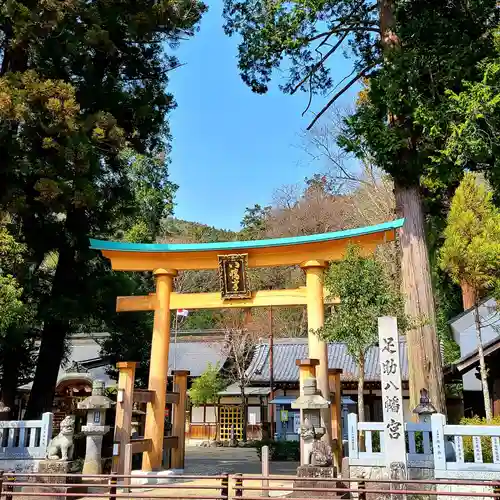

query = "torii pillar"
301;260;332;447
142;268;177;471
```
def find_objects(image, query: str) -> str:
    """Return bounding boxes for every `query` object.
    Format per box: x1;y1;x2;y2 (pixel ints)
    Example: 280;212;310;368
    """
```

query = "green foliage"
0;275;24;332
224;0;498;198
117;149;178;244
161;218;238;243
223;0;377;95
339;0;498;193
188;363;227;406
320;244;406;360
0;0;206;416
459;415;500;462
240;204;271;240
0;224;26;332
435;49;500;199
252;439;300;461
180;310;223;330
439;173;500;296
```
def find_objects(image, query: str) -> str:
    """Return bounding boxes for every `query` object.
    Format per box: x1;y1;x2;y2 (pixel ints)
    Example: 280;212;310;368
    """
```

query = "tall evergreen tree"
223;0;498;411
0;0;205;417
439;173;500;419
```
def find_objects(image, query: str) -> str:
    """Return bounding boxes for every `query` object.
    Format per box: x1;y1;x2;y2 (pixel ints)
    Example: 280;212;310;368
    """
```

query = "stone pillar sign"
378;316;407;479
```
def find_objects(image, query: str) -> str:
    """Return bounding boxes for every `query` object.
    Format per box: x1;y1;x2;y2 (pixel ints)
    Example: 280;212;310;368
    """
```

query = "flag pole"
174;312;178;371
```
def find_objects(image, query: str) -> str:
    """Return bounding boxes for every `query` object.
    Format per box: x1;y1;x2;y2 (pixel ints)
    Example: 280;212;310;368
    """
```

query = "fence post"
358;481;366;500
40;412;54;449
234;473;243;498
348;413;358;459
108;473;117;500
4;472;13;500
261;445;269;497
123;443;133;493
431;413;447;471
221;472;229;499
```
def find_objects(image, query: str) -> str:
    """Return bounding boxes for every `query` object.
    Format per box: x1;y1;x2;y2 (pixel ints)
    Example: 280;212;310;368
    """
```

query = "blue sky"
168;0;358;231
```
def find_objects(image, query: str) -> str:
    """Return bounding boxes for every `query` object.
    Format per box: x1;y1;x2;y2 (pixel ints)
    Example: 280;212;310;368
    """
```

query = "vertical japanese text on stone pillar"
378;316;407;469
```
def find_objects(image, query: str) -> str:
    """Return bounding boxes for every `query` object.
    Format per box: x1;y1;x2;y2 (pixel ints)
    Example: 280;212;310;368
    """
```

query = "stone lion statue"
311;440;333;467
46;415;75;461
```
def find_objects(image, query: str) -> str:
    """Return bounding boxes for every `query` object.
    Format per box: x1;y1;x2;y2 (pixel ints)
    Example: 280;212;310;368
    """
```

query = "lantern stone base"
292;465;339;498
18;461;88;500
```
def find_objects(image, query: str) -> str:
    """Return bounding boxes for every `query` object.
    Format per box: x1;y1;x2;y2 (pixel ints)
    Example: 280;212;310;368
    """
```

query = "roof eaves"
89;219;405;253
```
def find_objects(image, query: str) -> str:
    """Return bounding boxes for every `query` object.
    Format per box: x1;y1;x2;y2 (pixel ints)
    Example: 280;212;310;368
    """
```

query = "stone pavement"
184;445;298;476
77;446;297;500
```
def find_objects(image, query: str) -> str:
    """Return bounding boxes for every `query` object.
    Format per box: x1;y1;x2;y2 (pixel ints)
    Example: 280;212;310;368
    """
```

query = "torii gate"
90;218;404;472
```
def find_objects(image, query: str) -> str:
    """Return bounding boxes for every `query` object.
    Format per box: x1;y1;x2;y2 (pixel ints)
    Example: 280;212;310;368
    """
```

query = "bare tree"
174;269;219;294
218;310;266;442
266;184;356;238
303;108;399;288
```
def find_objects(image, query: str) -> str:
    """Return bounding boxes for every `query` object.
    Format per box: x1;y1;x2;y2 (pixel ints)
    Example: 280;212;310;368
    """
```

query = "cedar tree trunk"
461;282;476;311
24;243;75;419
395;184;445;413
1;341;23;420
379;0;445;414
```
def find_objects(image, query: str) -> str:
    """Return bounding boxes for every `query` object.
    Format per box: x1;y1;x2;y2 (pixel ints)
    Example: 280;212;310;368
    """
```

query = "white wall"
450;298;499;391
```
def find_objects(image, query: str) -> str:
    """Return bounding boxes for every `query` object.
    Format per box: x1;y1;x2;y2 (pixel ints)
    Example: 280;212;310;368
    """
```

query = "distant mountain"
158;217;239;244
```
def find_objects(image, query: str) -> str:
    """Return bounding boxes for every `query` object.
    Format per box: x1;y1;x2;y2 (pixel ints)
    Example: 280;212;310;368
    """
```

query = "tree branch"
304;23;379;44
307;62;378;130
292;31;350;95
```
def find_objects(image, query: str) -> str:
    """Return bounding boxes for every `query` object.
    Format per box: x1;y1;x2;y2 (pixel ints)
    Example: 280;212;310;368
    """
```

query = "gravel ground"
184;445;298;476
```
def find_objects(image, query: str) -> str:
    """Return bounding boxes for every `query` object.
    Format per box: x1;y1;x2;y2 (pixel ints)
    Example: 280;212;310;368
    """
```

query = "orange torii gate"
90;218;404;472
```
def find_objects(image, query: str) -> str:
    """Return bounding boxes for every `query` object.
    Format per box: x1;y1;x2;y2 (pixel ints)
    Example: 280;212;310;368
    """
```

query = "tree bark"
215;400;220;441
378;0;445;415
23;243;75;419
358;352;366;450
474;301;492;420
358;353;365;423
240;391;248;442
461;282;476;311
0;342;22;420
23;319;67;419
395;183;445;414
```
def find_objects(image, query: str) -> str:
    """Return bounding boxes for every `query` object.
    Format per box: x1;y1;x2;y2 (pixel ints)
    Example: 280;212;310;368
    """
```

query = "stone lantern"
292;377;331;466
77;380;113;475
412;388;436;425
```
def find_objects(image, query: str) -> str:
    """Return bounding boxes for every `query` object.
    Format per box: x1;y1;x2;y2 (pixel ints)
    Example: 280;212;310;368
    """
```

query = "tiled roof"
218;383;271;396
246;337;408;383
169;341;227;376
19;336;227;390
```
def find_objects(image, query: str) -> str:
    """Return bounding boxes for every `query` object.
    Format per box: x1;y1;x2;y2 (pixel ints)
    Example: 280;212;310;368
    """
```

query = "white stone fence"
431;413;500;479
348;414;433;468
348;412;500;478
0;412;53;473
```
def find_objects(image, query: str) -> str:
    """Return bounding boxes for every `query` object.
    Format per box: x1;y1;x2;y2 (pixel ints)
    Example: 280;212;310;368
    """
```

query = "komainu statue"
46;415;75;461
311;440;333;467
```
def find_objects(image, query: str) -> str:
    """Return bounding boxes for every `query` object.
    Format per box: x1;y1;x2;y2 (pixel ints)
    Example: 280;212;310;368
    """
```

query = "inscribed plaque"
218;254;251;299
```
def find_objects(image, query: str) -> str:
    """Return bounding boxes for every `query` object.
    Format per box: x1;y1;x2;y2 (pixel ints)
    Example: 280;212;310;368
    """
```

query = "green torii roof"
89;218;405;253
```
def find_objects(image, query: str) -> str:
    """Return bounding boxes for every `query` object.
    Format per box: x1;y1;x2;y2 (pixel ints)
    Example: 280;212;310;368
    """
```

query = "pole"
112;362;136;475
269;307;274;439
261;445;269;497
174;312;179;371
